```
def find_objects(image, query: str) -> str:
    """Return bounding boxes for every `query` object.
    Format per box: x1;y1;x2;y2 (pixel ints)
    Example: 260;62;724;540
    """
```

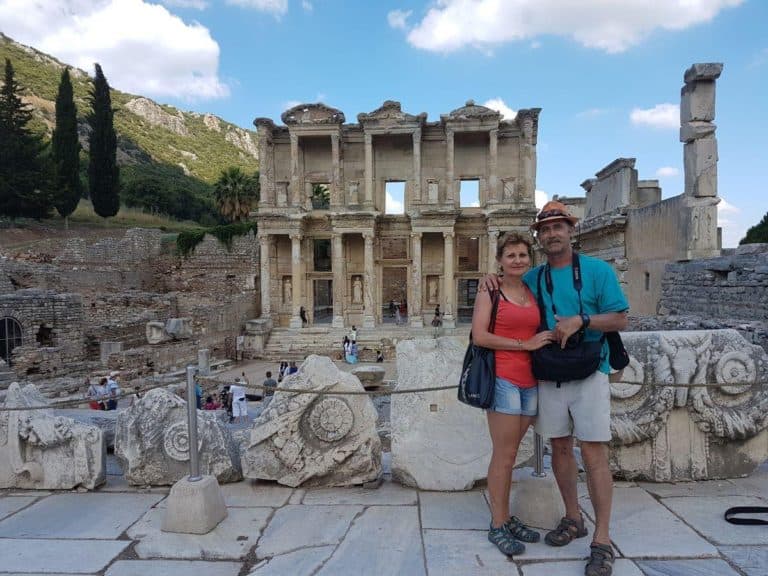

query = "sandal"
505;516;541;543
585;543;614;576
544;515;588;547
488;524;525;556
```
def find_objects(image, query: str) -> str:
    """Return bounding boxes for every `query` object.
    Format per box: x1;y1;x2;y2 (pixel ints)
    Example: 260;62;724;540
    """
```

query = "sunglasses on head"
537;209;570;221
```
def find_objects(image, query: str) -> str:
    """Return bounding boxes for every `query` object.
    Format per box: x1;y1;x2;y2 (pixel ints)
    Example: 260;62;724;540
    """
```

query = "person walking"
483;201;629;575
262;370;277;408
473;232;553;558
229;377;248;424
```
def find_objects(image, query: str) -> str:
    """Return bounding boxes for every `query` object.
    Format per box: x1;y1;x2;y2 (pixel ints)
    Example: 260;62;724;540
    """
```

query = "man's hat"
531;200;579;230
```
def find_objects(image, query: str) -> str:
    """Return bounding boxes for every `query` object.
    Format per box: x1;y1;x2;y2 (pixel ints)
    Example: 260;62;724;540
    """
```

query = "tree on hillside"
740;212;768;245
214;167;259;222
88;63;119;217
0;58;52;219
52;67;82;223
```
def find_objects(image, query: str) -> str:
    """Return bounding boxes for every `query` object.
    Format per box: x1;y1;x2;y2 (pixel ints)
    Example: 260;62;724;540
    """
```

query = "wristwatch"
580;313;591;329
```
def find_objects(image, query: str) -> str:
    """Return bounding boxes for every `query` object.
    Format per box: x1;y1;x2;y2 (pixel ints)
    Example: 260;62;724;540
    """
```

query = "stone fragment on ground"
115;387;242;486
241;355;381;487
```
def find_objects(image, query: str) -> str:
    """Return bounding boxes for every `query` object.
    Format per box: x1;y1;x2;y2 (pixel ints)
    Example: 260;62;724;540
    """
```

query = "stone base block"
510;468;565;530
289;316;302;329
161;475;227;534
362;315;375;329
441;315;456;329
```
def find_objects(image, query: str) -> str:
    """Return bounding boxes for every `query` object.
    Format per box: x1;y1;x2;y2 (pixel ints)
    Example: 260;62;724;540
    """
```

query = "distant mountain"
0;33;258;185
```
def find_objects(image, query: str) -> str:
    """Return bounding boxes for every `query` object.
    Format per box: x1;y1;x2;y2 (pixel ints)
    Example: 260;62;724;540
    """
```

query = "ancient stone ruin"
0;382;105;490
115;388;242;486
241;355;381;487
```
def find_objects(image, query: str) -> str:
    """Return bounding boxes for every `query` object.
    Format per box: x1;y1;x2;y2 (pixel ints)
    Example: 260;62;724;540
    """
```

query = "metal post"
186;365;201;482
532;432;546;477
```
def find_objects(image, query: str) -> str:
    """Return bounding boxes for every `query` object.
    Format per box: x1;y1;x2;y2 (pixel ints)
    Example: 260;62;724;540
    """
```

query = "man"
262;370;277;408
105;372;121;411
483;201;628;576
229;377;248;424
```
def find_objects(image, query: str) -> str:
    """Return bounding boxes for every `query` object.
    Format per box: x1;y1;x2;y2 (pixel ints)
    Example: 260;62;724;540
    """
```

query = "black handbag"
458;290;500;409
531;253;604;384
606;331;630;371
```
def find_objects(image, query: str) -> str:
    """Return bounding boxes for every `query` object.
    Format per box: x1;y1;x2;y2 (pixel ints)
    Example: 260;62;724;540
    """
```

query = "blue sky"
1;0;765;246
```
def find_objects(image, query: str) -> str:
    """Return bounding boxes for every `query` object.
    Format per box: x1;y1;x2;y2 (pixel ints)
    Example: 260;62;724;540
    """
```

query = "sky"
0;0;765;246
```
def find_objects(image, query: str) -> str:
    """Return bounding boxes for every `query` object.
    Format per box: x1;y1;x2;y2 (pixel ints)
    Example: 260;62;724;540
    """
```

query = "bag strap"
536;267;549;330
543;251;585;317
724;506;768;525
469;289;501;342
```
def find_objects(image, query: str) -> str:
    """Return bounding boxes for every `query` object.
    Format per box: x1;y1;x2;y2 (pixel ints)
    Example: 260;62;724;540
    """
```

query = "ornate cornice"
281;103;345;126
357;100;426;126
442;100;501;122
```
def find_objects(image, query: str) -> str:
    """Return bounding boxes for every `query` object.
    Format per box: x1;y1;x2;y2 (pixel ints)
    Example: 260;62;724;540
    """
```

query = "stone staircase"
260;324;471;361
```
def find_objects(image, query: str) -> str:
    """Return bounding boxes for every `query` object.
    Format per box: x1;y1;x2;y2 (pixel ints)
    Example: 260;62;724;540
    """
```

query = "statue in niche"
352;276;363;304
427;277;439;304
427;181;438;203
283;277;292;304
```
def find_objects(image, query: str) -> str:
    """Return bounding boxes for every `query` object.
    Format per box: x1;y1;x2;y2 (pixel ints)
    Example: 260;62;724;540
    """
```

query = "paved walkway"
1;455;766;576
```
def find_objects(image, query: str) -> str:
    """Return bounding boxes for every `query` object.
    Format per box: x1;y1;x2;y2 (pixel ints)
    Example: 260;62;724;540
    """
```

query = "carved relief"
427;276;440;304
351;276;363;304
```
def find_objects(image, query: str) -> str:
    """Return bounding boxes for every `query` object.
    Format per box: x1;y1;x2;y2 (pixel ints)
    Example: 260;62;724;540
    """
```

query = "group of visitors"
388;300;407;325
278;360;298;381
85;372;122;411
471;201;628;576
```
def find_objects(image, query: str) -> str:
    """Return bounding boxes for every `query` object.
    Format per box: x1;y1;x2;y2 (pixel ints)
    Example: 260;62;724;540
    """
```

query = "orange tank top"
493;289;540;388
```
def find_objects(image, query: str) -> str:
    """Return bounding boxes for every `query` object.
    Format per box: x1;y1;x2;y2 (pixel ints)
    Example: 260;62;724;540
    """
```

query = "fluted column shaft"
331;133;341;208
332;233;345;327
445;128;455;206
259;234;272;317
443;231;455;326
364;133;374;208
363;233;375;328
488;129;498;205
488;230;500;273
410;232;423;327
290;133;300;207
412;128;422;205
289;233;303;328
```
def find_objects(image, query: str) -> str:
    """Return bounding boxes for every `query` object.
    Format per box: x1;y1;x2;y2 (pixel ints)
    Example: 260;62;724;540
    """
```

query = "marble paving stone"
302;481;417;506
637;480;752;498
636;559;741;576
0;539;129;574
3;490;51;497
106;560;242;576
423;529;519;575
316;506;424;576
0;493;164;539
520;559;643;576
720;545;768;576
662;496;768;545
219;480;293;507
288;489;305;504
729;470;768;499
248;546;335;576
256;505;362;557
0;496;37;520
580;487;718;558
98;476;171;494
129;507;271;560
420;491;489;530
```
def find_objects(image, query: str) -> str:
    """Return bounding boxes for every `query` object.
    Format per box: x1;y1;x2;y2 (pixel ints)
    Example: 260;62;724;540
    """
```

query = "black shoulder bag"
530;253;604;385
458;290;500;409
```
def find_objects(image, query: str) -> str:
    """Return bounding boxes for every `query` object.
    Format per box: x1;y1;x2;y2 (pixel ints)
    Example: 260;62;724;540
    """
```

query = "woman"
471;232;553;557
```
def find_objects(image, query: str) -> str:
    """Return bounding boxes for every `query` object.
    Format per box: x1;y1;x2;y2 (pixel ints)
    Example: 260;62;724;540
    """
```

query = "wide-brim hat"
531;200;579;230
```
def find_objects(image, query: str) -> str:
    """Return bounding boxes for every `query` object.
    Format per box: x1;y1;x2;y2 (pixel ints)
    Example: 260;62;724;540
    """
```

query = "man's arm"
553;311;628;348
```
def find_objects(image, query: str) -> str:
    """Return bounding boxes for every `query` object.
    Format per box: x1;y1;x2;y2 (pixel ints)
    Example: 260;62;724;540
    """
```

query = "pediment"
445;100;501;121
281;103;345;126
357;100;426;125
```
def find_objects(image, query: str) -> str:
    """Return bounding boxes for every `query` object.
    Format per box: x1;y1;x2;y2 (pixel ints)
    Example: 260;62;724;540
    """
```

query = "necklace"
503;284;528;306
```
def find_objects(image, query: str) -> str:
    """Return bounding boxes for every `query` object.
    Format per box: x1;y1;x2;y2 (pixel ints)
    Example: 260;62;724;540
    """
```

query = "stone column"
331;132;341;208
258;132;274;206
290;132;300;207
442;231;456;328
364;133;374;208
362;232;375;328
488;230;499;273
488;128;498;205
412;128;422;205
409;231;423;327
332;233;345;328
445;127;455;206
289;233;303;329
259;234;272;318
517;110;538;203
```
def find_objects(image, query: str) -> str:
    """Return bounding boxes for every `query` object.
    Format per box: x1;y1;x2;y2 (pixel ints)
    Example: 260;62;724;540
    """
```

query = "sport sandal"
488;524;525;556
505;516;541;543
544;515;588;547
585;542;614;576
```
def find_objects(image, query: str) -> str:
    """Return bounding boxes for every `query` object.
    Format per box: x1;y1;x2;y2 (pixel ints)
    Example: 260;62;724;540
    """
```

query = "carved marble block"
0;383;106;490
609;329;768;481
115;388;242;486
146;321;168;345
241;355;381;487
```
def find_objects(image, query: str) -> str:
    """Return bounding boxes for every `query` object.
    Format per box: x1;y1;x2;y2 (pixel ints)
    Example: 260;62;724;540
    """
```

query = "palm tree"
214;167;259;222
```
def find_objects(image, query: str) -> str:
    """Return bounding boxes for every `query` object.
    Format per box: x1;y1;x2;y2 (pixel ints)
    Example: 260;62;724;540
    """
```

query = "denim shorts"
489;376;538;416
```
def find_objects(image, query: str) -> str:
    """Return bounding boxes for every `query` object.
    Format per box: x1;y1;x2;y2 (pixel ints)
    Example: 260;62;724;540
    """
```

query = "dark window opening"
311;183;330;209
313;239;332;272
36;324;53;347
644;272;650;291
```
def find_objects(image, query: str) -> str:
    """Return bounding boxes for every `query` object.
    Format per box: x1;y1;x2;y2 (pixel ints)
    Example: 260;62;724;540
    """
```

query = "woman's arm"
471;291;553;351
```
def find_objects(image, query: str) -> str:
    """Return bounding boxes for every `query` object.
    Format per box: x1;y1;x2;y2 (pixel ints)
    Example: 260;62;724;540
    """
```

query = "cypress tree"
87;63;119;217
52;67;82;222
0;58;50;218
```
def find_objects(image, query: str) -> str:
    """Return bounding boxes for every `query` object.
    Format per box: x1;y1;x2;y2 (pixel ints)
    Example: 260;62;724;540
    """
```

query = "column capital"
412;127;422;142
445;126;455;138
290;132;299;145
489;128;498;138
362;231;374;241
443;230;455;240
488;229;500;239
289;233;303;242
410;231;423;240
330;132;340;143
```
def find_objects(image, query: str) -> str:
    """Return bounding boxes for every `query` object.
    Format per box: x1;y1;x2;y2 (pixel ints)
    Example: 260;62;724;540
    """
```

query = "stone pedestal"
161;475;227;534
510;468;565;530
197;349;210;376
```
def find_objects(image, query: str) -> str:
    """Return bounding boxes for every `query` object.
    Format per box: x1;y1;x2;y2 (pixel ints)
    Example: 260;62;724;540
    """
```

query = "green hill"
0;33;260;223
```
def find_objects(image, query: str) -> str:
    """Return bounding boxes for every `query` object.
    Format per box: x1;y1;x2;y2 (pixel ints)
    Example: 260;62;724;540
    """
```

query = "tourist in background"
203;395;220;410
85;377;102;410
473;232;553;558
288;361;298;375
262;370;277;408
376;350;384;363
229;377;248;424
349;340;358;364
105;372;121;411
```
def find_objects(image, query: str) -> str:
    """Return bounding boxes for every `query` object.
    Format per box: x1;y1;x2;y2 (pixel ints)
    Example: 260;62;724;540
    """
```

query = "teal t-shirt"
523;254;629;374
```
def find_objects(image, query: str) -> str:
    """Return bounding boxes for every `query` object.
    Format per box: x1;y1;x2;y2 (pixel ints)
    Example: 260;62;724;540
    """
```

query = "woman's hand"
522;331;554;351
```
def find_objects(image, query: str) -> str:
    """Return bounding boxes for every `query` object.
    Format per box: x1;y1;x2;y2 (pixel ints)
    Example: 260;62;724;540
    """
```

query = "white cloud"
482;98;515;120
225;0;287;15
0;0;228;101
301;0;312;12
387;9;412;30
534;189;548;209
747;47;768;69
718;198;744;248
655;166;680;178
385;191;404;214
403;0;743;54
529;40;541;49
630;103;679;129
162;0;207;9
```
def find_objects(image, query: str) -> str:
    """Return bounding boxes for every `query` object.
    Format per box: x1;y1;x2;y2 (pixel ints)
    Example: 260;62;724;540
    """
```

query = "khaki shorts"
534;371;611;442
